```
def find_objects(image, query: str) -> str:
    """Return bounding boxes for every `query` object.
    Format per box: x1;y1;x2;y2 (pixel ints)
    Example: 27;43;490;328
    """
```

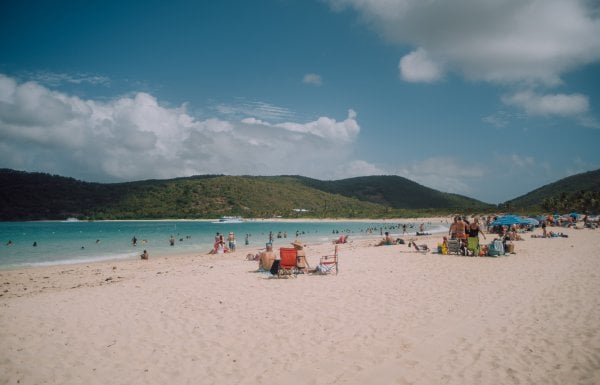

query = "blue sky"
1;0;599;204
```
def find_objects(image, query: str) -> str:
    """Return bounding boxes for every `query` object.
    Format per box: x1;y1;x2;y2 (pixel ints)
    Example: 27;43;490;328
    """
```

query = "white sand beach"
1;223;599;385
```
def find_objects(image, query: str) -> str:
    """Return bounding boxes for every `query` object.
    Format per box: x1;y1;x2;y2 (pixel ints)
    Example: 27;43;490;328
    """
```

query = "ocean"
0;220;449;269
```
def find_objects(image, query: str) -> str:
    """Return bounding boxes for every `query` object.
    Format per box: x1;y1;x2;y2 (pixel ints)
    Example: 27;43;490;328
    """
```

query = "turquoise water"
0;220;448;269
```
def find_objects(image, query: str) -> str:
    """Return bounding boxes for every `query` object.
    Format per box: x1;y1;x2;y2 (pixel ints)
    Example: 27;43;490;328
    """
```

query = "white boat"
212;216;244;224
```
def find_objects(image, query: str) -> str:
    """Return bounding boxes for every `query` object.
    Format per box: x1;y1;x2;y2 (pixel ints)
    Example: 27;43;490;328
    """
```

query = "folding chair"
278;247;299;278
447;239;462;255
408;240;429;254
317;245;338;275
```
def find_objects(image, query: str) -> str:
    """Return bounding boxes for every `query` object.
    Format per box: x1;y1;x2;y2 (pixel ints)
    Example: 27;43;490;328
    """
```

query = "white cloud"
399;48;443;83
276;109;359;142
214;100;295;121
502;90;589;116
509;154;535;168
333;160;386;179
21;71;110;87
303;73;323;86
328;0;600;85
0;74;361;182
394;157;485;196
482;110;527;128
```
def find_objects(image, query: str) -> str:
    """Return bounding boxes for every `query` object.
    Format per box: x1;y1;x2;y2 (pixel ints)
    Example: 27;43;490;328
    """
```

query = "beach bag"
269;259;280;275
487;240;504;257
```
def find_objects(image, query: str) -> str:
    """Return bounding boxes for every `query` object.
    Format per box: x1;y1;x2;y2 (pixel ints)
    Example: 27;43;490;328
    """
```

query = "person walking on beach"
228;232;236;252
466;218;486;256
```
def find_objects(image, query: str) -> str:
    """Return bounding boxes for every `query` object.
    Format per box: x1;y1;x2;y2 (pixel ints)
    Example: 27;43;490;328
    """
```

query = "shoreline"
1;226;599;384
0;218;451;271
3;216;453;223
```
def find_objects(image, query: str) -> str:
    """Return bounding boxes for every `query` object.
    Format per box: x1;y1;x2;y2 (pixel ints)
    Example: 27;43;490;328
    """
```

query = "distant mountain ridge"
0;169;492;220
288;175;490;210
2;168;599;220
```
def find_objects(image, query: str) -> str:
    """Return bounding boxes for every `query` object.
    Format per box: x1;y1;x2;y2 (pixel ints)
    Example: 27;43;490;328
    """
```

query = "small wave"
21;252;138;268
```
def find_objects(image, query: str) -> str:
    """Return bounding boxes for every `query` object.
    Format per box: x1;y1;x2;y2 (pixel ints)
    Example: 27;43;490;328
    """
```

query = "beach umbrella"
490;215;527;226
522;217;539;226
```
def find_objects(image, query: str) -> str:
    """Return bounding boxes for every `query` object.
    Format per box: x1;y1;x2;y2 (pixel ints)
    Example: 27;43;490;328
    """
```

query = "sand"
1;224;599;385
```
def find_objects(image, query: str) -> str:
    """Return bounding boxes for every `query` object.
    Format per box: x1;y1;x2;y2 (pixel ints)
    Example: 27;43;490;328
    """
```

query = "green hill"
503;169;600;213
289;175;492;211
0;170;388;220
0;169;493;220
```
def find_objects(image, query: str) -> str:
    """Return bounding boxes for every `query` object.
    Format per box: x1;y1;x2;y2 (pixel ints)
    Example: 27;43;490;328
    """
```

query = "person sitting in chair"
292;240;310;273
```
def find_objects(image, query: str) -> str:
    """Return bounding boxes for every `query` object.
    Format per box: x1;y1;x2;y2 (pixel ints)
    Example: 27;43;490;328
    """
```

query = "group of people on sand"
208;232;237;254
447;216;486;256
251;239;311;275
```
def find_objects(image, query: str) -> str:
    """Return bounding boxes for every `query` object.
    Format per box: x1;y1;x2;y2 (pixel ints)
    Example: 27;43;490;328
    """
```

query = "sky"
1;0;599;204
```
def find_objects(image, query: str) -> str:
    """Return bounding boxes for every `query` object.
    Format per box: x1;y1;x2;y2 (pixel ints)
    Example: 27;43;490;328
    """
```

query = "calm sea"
0;220;448;269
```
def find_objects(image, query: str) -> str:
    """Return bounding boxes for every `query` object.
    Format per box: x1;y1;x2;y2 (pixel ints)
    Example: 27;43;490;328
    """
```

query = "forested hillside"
0;169;492;220
503;169;600;213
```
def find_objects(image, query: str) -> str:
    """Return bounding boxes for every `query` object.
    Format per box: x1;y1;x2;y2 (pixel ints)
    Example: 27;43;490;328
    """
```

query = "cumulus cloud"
502;90;590;116
328;0;600;85
0;74;361;182
302;73;323;86
399;48;444;83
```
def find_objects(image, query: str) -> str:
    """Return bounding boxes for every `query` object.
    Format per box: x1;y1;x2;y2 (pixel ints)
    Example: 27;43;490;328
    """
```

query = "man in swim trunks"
449;216;467;240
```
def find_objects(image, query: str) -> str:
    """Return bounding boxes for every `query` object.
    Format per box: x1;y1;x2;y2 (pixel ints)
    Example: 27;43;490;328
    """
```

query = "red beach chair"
317;245;339;275
278;247;298;278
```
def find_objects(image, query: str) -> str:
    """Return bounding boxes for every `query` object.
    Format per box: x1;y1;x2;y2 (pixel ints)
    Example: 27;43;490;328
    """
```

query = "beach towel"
467;237;480;256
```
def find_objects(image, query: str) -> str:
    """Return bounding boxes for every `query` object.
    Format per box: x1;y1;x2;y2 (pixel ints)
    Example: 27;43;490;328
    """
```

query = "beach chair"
278;247;299;278
408;240;429;254
447;239;462;255
316;245;339;275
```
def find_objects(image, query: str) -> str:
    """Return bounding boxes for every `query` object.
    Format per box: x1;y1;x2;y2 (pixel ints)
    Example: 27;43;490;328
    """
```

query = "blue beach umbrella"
521;217;539;226
490;215;527;226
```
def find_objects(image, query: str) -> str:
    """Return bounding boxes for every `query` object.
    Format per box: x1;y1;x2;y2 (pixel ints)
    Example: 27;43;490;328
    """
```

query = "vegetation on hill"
503;169;600;214
289;175;492;211
0;170;393;220
2;168;598;220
